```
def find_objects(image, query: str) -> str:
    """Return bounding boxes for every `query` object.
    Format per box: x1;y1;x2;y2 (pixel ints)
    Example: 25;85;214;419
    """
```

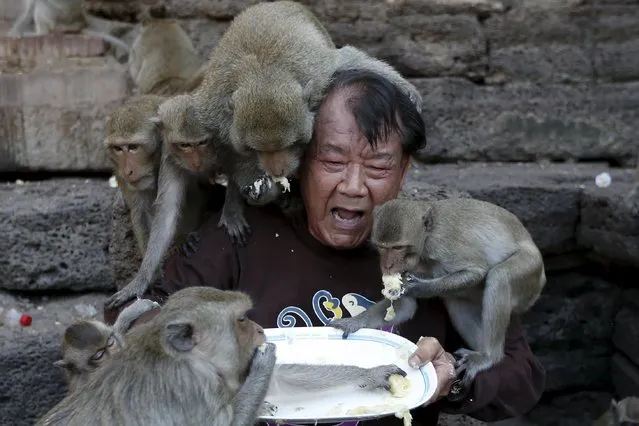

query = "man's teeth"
333;209;361;221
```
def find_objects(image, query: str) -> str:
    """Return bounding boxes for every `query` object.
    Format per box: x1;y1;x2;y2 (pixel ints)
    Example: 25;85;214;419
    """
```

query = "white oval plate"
258;327;438;424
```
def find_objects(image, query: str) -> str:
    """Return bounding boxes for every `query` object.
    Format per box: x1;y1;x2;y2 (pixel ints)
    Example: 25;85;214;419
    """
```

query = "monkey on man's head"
42;287;406;426
145;1;421;244
331;197;547;393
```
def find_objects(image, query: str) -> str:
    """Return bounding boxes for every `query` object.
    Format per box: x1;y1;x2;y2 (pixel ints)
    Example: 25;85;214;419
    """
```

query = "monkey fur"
8;0;130;52
330;198;547;390
39;287;405;426
128;19;206;96
54;298;160;393
594;396;639;426
104;95;216;309
152;1;422;241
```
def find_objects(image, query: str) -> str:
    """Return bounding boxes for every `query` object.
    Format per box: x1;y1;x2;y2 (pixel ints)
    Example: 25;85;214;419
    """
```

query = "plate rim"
259;327;438;424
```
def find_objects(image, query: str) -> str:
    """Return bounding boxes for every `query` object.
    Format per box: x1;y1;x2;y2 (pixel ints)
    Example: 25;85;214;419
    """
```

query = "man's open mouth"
331;208;365;227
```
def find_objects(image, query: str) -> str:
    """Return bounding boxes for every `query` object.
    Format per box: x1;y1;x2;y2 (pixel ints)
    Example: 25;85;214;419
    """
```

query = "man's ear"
164;321;197;352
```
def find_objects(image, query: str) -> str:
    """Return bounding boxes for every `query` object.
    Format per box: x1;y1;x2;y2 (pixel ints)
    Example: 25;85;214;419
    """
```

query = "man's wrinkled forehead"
312;87;402;156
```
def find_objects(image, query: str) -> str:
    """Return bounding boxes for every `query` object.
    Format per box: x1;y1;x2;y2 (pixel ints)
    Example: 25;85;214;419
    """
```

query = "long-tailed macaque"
8;0;130;52
38;287;406;426
54;298;159;393
330;198;547;390
127;19;206;96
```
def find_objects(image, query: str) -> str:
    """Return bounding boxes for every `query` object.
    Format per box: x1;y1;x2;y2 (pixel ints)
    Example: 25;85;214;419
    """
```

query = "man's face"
300;88;410;249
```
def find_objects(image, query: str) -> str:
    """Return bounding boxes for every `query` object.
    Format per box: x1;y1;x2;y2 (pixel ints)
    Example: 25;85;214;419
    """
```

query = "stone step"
0;290;110;426
2;163;637;293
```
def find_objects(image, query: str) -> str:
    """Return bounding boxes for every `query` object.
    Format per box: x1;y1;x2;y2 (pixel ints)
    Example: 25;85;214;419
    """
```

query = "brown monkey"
54;298;160;393
104;95;215;309
128;19;205;96
39;287;405;426
594;396;639;426
330;198;547;391
8;0;130;52
180;0;422;202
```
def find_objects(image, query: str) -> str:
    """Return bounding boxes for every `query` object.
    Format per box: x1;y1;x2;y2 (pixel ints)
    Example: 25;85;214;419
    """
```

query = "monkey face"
257;148;304;178
109;143;157;190
377;246;420;275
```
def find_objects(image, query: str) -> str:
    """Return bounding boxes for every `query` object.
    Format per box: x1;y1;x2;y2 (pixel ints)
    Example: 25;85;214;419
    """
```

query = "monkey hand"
250;342;277;375
453;348;493;391
104;278;146;310
180;232;201;257
357;365;407;391
217;212;250;246
241;176;279;206
258;401;278;417
327;316;367;339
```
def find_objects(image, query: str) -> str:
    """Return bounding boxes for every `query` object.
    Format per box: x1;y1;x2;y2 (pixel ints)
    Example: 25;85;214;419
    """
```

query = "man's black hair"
320;68;426;155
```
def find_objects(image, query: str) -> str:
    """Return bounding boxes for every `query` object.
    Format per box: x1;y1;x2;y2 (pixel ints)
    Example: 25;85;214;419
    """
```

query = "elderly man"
104;69;545;426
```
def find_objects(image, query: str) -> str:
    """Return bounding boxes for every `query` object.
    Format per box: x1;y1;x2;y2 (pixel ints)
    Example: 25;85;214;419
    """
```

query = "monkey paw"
453;348;493;384
250;342;277;374
357;364;407;391
242;176;276;205
217;213;250;246
259;401;278;417
327;317;366;339
105;287;139;310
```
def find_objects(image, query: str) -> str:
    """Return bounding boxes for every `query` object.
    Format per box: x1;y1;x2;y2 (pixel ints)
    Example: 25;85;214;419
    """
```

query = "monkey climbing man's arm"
436;314;546;422
103;207;241;325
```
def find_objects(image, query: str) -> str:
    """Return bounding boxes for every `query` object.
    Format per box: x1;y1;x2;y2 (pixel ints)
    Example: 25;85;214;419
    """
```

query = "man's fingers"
408;336;444;368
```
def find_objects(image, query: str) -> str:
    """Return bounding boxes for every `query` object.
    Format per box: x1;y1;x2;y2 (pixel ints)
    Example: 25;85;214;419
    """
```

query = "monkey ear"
164;321;196;352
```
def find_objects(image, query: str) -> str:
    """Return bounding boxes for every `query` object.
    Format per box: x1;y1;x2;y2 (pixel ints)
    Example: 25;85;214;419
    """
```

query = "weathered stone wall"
1;1;638;426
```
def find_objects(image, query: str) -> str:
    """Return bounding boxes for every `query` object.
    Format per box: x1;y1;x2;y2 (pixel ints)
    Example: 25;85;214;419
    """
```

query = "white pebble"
5;308;21;327
74;303;98;318
595;172;611;188
15;179;25;185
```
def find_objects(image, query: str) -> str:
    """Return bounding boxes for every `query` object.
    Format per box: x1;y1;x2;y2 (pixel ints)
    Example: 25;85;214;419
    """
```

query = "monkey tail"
85;29;130;52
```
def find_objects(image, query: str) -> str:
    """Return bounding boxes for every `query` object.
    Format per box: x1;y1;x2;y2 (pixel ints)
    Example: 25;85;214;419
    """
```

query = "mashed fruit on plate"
388;374;411;398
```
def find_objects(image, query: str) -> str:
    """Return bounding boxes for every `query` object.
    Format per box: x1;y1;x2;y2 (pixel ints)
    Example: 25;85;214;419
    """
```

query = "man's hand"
407;336;456;405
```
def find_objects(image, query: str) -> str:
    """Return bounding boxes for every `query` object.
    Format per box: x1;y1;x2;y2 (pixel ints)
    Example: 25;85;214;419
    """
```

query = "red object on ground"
19;314;32;327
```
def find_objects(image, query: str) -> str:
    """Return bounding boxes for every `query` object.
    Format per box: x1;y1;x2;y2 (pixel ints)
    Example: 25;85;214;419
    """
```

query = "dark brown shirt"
105;198;545;426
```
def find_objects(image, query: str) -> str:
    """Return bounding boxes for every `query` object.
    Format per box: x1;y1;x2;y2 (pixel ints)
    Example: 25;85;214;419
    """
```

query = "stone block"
523;273;620;348
589;6;639;82
0;58;129;172
405;162;601;254
0;178;116;292
0;34;107;72
577;176;639;267
484;7;593;82
611;352;639;398
0;290;110;426
413;77;639;164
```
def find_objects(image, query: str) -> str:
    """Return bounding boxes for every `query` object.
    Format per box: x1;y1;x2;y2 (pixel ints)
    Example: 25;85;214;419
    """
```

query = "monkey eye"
106;335;115;347
237;315;247;322
178;143;192;150
197;140;207;147
91;349;105;361
112;146;123;153
128;144;139;153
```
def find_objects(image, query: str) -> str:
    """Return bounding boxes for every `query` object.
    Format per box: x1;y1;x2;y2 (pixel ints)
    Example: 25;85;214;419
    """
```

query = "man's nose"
338;164;367;197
